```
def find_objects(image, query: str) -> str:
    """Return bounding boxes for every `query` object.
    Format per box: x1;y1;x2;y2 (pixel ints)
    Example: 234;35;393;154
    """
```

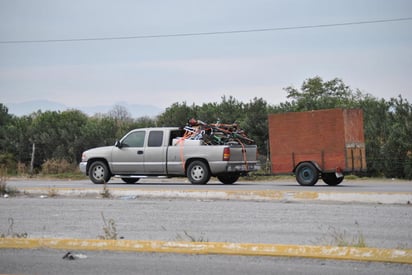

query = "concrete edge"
15;187;412;204
0;238;411;264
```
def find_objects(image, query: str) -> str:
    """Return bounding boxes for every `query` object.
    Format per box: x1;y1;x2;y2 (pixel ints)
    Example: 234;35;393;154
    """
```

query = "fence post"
30;143;35;175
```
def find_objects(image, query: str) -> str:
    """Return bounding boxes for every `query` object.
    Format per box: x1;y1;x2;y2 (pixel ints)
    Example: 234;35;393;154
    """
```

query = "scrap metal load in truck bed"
268;108;367;186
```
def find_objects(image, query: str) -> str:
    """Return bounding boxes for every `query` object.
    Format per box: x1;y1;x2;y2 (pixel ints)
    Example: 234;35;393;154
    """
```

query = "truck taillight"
223;147;230;161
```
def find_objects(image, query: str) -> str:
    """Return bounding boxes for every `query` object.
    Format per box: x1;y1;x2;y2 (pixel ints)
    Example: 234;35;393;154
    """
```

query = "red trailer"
268;108;367;186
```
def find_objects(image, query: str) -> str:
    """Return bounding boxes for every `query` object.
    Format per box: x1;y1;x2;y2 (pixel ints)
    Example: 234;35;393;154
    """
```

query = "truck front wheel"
187;160;211;184
295;162;319;186
217;173;240;184
89;161;111;184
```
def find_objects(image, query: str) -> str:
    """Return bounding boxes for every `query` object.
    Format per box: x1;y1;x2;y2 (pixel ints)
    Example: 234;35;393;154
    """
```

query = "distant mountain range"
4;100;164;118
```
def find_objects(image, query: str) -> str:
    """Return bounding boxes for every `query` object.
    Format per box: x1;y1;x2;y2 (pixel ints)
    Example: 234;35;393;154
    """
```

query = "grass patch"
48;187;58;197
176;230;208;242
98;212;119;240
240;173;294;182
329;226;366;247
344;174;359;180
314;222;367;248
43;172;87;180
0;217;28;238
0;167;19;197
100;182;112;198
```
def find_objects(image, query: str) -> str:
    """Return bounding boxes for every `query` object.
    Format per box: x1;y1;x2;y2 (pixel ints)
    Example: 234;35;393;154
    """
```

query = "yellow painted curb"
1;238;411;264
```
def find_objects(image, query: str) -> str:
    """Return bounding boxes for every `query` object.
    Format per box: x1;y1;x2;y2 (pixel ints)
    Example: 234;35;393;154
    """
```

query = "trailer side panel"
268;109;366;174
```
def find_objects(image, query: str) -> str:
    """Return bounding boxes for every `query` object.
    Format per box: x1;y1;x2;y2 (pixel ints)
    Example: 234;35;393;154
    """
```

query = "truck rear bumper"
227;163;259;172
208;161;259;174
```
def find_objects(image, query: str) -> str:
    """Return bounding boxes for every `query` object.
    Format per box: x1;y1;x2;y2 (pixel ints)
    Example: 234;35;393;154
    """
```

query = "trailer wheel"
89;161;111;184
295;162;319;186
217;173;240;184
187;160;211;184
322;173;344;186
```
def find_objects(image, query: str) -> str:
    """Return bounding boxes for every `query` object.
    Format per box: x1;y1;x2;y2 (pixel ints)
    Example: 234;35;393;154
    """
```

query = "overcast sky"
1;0;411;110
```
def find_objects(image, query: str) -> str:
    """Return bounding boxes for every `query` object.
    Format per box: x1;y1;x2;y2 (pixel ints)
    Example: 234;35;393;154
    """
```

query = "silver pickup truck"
79;127;259;184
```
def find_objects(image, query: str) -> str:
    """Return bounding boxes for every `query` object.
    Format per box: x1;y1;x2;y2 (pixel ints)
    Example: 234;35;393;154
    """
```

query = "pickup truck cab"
79;127;259;184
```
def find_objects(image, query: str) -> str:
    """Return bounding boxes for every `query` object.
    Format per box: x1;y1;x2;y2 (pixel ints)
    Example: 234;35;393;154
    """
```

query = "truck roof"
128;127;181;131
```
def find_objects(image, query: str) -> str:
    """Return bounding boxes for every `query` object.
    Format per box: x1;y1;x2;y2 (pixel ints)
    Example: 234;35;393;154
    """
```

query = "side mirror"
115;140;123;148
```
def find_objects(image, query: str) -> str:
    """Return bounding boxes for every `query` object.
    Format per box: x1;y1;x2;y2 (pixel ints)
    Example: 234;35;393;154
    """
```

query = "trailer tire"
295;162;319;186
217;173;240;184
187;160;211;185
322;173;344;186
89;161;111;184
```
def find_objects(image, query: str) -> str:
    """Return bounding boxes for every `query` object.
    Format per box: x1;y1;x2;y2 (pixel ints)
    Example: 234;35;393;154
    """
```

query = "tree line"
1;76;411;179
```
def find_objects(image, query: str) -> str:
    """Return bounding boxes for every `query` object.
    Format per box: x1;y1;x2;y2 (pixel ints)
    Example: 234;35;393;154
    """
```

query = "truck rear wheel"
217;173;240;184
89;161;111;184
187;160;211;184
322;173;344;186
295;162;319;186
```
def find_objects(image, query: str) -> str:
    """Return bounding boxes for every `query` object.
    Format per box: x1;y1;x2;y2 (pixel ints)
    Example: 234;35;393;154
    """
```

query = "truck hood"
81;146;114;161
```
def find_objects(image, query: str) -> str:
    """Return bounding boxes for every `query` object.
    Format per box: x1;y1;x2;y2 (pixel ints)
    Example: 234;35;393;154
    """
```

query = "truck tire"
187;160;211;184
295;162;319;186
217;173;240;184
322;173;344;186
121;178;140;184
89;161;111;184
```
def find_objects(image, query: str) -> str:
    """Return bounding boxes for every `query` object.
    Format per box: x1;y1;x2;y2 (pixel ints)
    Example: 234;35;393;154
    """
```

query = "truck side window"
148;131;163;147
122;131;145;147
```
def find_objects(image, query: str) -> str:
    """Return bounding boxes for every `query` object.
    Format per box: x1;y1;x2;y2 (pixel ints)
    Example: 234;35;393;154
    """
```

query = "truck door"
143;130;167;174
111;130;146;174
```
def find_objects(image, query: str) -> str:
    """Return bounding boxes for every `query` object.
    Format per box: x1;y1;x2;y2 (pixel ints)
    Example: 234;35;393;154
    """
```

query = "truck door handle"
137;150;144;155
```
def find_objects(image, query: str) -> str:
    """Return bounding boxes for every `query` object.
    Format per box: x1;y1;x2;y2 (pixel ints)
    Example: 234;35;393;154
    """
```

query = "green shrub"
0;153;16;173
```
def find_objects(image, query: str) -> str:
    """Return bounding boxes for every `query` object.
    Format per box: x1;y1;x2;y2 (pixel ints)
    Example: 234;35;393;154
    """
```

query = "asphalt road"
6;177;412;192
1;178;411;274
0;197;410;248
1;249;411;275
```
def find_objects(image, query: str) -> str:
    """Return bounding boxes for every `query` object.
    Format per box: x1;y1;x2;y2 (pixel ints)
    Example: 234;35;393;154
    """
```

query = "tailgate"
229;144;257;162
